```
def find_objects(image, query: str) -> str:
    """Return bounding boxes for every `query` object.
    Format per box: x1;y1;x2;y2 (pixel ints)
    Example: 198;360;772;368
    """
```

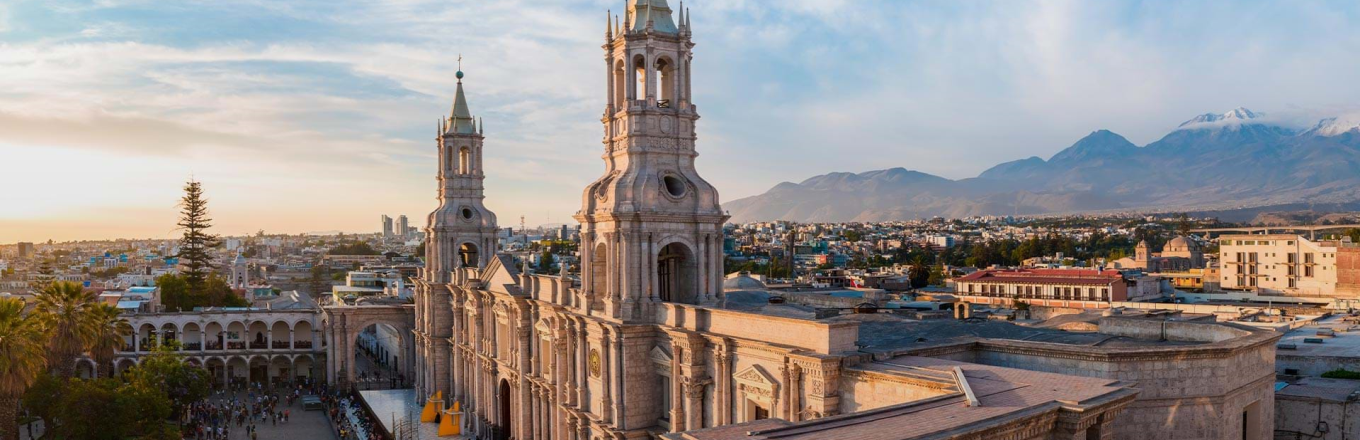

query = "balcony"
294;340;313;349
206;342;224;351
227;341;245;350
249;341;268;350
272;341;290;349
182;342;202;351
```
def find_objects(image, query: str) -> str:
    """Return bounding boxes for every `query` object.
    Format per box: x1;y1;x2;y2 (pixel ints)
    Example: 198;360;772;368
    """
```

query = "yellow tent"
438;400;462;437
421;391;444;422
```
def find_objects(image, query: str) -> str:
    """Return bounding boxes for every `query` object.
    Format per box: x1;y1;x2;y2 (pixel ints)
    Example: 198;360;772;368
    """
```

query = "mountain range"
722;108;1360;223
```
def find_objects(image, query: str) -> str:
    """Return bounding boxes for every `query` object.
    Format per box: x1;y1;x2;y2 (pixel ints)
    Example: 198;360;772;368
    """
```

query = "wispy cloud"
2;0;1360;242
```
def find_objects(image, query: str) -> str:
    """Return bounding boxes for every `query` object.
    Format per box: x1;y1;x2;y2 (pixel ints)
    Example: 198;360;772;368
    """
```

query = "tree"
126;343;209;422
174;180;221;295
907;260;930;289
156;273;190;312
34;281;95;378
0;297;45;440
87;304;132;379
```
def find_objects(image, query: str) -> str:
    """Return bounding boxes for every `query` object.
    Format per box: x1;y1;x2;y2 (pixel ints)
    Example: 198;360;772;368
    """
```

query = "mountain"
724;108;1360;222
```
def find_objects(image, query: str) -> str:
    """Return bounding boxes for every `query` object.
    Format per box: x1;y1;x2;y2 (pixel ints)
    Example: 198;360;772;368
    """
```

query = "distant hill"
723;108;1360;223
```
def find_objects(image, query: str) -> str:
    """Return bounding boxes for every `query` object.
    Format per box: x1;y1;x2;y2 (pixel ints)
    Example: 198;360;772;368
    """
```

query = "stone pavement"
200;394;340;440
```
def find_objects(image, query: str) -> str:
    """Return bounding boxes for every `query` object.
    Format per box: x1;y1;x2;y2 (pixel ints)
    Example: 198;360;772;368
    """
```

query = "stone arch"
293;320;315;349
114;358;138;377
613;58;628;108
654;55;676;106
656;239;698;304
458;241;480;269
181;322;202;351
322;305;415;387
270;320;290;349
75;358;96;379
136;322;157;350
496;379;513;440
632;53;648;100
247;321;269;349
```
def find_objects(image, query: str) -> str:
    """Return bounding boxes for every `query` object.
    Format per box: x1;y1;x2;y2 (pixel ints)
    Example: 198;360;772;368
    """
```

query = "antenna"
458;53;462;71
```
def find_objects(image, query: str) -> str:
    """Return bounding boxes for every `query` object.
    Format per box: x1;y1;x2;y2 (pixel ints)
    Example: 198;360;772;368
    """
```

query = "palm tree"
0;298;46;440
86;303;132;379
33;281;96;378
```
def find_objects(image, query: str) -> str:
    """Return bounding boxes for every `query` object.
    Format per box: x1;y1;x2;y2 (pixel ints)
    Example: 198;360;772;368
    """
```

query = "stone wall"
901;318;1281;440
1275;393;1360;440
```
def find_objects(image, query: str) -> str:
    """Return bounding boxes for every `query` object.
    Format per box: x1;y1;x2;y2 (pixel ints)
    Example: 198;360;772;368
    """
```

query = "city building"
955;268;1130;302
1111;237;1204;272
383;214;395;238
402;4;1280;440
1218;234;1342;298
398;214;410;238
103;293;326;387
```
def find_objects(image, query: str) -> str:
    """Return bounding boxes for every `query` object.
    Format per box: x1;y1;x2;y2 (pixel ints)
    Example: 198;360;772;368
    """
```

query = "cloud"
4;0;1360;242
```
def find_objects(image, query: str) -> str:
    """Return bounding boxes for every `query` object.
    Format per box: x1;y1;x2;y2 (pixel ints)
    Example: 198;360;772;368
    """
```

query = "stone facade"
405;3;1281;440
108;309;325;387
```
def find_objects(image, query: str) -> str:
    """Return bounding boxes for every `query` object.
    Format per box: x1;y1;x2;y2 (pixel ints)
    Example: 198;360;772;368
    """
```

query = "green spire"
449;70;476;135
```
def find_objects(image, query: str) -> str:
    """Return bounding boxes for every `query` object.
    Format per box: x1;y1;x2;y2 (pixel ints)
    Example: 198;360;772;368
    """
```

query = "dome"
723;273;767;291
1167;236;1192;251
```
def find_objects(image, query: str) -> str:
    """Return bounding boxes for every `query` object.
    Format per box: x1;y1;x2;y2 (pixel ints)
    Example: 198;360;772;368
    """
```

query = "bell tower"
577;0;727;322
415;67;499;399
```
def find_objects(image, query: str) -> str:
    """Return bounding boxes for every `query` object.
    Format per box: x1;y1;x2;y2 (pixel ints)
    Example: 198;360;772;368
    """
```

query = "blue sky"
2;0;1360;242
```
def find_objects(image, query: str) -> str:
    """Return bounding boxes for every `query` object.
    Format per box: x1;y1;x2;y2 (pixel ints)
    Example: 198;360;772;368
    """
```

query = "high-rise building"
16;242;34;259
398;215;410;238
381;215;394;238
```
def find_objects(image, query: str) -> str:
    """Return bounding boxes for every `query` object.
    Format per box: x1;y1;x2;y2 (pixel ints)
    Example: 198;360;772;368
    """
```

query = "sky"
3;0;1360;244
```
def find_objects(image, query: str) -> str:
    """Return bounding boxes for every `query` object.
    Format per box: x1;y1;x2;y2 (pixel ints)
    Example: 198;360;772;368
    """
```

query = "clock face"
588;349;602;378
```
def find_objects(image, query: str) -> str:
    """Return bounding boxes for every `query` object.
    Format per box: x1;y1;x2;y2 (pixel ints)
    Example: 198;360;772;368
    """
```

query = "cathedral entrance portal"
497;379;512;440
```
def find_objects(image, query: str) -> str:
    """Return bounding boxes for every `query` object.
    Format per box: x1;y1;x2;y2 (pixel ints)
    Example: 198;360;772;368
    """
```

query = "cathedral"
410;2;1278;440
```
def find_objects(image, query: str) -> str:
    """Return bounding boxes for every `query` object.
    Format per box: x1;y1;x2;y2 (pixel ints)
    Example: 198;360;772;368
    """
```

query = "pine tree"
174;180;220;295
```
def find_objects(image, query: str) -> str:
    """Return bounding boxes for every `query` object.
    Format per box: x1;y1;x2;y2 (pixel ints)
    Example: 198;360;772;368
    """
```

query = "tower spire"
449;60;476;134
606;9;613;40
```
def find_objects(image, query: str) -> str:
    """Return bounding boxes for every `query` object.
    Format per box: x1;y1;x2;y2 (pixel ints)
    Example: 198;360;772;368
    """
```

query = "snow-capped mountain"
1303;115;1360;137
723;108;1360;223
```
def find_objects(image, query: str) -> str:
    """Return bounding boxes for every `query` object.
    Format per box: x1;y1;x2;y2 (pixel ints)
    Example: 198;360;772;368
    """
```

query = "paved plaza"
197;393;340;440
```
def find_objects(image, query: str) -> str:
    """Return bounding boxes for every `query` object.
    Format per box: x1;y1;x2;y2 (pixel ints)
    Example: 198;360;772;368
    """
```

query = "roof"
1276;377;1360;402
627;0;679;34
676;356;1136;440
115;300;142;309
956;268;1123;286
447;75;477;135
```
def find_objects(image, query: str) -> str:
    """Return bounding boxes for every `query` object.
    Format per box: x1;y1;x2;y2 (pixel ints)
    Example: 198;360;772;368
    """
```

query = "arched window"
459;147;471;175
459;243;479;268
633;54;648;101
657;243;696;304
613;60;627;109
656;58;673;108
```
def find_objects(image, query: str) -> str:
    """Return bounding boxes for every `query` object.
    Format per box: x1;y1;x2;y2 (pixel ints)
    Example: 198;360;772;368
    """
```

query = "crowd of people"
185;381;308;440
183;368;399;440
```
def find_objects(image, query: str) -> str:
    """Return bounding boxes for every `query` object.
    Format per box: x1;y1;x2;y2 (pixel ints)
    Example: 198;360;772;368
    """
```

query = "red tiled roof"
957;268;1122;286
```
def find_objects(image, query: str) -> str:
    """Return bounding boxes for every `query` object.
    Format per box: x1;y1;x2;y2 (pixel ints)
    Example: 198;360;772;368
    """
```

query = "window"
459;147;470;174
754;405;769;421
659;375;671;421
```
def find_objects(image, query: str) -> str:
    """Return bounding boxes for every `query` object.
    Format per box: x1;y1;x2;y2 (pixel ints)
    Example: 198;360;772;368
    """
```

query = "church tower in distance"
415;68;499;399
577;0;727;323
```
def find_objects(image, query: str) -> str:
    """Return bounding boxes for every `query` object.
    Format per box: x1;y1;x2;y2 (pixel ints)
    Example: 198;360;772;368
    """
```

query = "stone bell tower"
415;68;499;399
577;0;727;323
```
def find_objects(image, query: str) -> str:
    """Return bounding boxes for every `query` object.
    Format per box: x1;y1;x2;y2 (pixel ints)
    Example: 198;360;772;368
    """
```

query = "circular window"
663;175;687;198
461;208;474;219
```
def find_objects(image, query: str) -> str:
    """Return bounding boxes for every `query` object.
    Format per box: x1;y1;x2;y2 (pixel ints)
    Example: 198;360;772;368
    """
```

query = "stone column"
289;329;295;350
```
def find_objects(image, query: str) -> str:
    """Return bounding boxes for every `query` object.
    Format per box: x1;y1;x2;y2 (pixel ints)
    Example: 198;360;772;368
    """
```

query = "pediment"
650;346;672;365
734;365;776;389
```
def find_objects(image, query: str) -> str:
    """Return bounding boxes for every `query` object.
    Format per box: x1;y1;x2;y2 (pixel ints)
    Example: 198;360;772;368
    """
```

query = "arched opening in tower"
656;57;673;108
459;242;479;268
658;242;697;304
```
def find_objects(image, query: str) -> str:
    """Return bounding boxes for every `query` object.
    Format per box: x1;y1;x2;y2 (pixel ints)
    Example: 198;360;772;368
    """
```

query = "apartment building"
1218;234;1341;298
